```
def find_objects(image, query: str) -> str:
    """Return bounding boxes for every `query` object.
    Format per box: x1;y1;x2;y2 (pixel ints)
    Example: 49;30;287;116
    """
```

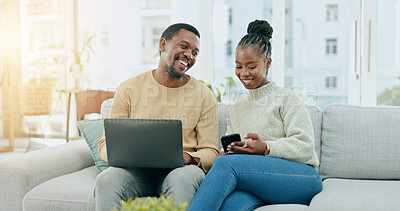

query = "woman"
189;19;322;211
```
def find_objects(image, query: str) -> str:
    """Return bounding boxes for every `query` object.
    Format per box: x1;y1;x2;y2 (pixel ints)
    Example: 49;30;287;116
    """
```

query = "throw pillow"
77;119;109;172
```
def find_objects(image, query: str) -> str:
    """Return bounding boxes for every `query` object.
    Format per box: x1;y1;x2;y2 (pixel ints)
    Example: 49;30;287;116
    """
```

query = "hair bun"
247;19;273;40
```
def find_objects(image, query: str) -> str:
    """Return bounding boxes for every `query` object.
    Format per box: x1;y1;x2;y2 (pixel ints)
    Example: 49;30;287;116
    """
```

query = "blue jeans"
189;155;322;211
95;165;205;211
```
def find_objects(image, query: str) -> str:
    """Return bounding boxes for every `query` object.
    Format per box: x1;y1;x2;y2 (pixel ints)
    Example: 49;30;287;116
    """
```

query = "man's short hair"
161;23;200;40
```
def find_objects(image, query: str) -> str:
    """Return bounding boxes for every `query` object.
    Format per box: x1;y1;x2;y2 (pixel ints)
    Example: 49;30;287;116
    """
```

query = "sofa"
1;101;400;211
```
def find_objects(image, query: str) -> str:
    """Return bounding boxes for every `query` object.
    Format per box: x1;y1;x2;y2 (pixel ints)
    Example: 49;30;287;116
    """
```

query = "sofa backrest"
101;98;113;118
217;103;230;140
319;103;400;180
305;105;323;163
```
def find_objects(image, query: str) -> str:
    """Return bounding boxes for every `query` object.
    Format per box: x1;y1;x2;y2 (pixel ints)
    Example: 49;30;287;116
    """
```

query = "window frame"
326;4;338;22
325;76;338;88
326;38;338;55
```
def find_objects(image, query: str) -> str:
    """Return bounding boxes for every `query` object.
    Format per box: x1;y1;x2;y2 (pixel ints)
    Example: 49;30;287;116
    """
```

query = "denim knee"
95;167;118;192
95;167;129;211
161;165;205;204
95;167;141;199
211;155;239;172
213;155;231;167
162;165;205;192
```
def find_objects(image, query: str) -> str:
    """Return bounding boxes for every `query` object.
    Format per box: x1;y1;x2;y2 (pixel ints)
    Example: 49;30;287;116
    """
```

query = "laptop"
104;118;183;168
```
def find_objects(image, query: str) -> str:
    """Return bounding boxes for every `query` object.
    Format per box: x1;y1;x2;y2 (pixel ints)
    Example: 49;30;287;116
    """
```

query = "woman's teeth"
242;79;253;84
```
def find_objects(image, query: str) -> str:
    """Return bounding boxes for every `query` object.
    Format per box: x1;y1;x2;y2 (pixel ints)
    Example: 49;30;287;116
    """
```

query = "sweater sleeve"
186;90;219;173
98;87;130;162
266;94;318;166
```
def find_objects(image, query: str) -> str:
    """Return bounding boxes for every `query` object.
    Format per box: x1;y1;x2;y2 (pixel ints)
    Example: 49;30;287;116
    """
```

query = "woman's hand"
227;133;267;155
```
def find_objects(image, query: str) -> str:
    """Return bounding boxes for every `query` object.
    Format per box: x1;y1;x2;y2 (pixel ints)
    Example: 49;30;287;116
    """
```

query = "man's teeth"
179;60;188;67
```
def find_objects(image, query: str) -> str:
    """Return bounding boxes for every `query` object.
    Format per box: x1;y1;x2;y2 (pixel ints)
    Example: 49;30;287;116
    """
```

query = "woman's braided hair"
237;19;273;58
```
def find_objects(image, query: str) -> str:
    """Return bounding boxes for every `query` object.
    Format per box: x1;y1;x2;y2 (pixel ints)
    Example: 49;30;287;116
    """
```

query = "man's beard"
166;60;186;79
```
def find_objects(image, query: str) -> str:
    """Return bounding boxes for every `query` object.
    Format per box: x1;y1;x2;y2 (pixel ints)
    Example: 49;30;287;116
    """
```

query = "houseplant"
200;77;238;103
377;76;400;106
69;35;95;89
112;195;188;211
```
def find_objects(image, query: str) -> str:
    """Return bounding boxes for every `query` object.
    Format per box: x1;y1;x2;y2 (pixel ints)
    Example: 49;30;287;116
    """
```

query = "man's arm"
187;90;220;172
98;133;108;162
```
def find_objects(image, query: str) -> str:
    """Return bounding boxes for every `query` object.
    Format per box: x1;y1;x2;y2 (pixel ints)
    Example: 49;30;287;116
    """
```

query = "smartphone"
221;133;241;152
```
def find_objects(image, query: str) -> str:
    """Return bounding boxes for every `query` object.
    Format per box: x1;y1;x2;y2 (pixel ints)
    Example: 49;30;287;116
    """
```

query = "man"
95;23;219;211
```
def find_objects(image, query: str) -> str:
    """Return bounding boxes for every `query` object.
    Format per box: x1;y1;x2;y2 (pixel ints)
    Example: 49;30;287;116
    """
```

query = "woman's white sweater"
226;82;319;167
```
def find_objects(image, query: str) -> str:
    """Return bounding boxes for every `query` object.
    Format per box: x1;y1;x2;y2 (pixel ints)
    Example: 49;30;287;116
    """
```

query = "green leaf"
113;195;187;211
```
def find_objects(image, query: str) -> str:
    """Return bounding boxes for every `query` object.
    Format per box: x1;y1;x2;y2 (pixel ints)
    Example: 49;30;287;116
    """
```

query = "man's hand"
218;149;228;157
183;152;198;165
227;133;267;155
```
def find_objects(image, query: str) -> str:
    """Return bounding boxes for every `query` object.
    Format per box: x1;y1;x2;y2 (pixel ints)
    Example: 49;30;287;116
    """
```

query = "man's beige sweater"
226;82;319;167
98;70;219;172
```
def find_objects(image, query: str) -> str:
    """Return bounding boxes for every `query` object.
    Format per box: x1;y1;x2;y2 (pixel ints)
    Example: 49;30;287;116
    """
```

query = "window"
140;0;170;9
228;8;232;25
326;77;337;88
326;38;337;55
285;76;293;88
213;0;273;103
326;5;338;21
75;0;398;109
18;0;72;138
0;0;5;23
152;27;163;47
376;0;400;106
227;40;232;56
101;25;109;47
141;17;169;63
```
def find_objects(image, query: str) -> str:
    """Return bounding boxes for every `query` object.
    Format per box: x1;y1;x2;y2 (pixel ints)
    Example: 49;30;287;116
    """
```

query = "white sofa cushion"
320;104;400;179
0;140;93;211
309;178;400;210
23;166;98;211
255;204;309;211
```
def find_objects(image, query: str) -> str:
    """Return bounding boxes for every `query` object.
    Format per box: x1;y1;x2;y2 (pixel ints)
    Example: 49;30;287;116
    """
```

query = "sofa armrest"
0;140;94;211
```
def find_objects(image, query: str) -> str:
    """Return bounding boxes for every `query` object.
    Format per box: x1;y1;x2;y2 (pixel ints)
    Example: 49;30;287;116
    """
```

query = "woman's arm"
266;94;317;165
